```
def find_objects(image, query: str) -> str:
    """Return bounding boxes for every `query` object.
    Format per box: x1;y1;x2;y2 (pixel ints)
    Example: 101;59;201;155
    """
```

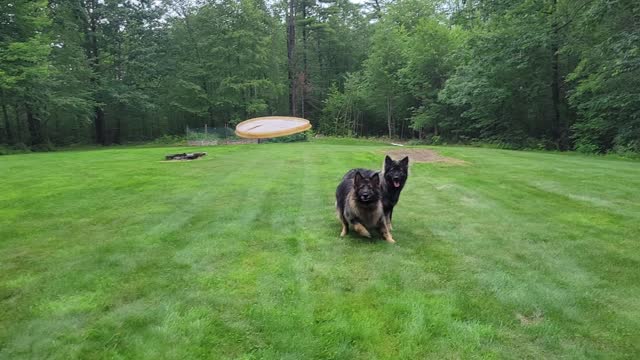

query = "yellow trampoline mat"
235;116;312;139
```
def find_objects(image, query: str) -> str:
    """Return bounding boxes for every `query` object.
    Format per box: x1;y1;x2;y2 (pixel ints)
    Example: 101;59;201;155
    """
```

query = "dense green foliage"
2;141;640;357
1;0;638;153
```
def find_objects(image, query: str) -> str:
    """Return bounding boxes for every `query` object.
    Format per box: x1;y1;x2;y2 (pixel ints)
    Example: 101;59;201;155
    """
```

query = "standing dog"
339;155;410;230
381;155;409;229
336;170;395;243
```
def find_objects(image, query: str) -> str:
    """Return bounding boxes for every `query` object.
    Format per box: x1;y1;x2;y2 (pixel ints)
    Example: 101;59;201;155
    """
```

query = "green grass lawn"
1;140;639;359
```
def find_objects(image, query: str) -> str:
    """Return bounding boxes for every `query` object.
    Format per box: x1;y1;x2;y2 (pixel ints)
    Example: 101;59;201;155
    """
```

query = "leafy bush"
612;140;640;157
31;143;56;152
152;135;186;145
575;142;599;154
406;139;429;146
13;143;30;152
1;143;53;155
266;131;310;143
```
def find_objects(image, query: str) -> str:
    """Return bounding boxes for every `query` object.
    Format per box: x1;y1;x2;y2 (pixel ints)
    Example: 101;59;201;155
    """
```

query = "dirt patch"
385;149;467;165
516;311;544;326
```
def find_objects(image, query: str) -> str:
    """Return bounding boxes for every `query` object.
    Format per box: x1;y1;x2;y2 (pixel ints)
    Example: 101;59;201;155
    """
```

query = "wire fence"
186;124;310;146
186;125;257;145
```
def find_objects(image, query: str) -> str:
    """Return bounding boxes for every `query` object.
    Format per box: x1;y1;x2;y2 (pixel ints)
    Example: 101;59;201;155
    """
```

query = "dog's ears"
370;172;380;187
400;156;409;168
354;171;363;185
385;155;393;168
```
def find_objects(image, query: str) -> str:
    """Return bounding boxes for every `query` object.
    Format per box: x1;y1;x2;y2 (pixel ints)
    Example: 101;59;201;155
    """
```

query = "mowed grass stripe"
407;147;640;357
1;141;639;359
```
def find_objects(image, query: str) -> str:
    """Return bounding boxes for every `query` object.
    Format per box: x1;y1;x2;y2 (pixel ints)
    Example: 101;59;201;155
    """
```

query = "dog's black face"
354;171;381;204
384;155;409;189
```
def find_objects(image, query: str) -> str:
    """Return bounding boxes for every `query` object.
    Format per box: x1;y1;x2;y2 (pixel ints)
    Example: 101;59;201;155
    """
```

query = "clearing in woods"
385;148;468;164
1;139;639;358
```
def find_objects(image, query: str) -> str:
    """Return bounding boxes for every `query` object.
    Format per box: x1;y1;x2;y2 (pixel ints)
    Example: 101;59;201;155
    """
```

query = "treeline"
323;0;640;153
0;0;367;148
1;0;638;153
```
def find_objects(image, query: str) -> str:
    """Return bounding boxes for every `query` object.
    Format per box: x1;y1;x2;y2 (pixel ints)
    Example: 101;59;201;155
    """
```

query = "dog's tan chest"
345;193;383;228
359;205;383;227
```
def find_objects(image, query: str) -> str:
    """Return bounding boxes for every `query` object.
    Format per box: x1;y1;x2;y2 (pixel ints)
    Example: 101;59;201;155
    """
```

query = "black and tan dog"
338;155;409;231
380;155;409;229
336;170;395;243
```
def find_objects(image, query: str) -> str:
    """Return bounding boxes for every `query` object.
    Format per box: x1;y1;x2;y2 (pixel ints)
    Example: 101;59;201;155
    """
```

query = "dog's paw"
353;224;371;238
383;234;396;244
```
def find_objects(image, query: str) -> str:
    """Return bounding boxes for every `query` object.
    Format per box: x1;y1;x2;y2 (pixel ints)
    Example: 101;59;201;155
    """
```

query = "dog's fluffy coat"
335;170;395;243
337;155;409;232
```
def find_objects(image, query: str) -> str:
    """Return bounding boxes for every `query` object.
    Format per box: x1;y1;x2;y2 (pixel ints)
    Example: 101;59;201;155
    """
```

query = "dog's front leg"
338;211;349;237
340;223;348;237
352;222;371;238
379;219;395;244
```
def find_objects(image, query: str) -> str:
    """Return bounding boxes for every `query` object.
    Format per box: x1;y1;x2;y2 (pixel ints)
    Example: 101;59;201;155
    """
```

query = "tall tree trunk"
26;105;44;146
301;0;308;118
178;4;211;126
551;40;561;148
82;0;106;145
82;0;107;145
550;0;566;150
208;107;215;127
386;96;393;138
95;106;106;145
317;37;322;81
1;100;12;144
114;118;121;144
287;0;297;116
15;105;22;143
114;111;123;144
91;15;106;145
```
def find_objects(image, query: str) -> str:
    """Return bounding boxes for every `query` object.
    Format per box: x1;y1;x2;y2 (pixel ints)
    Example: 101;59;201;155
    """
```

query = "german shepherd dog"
338;155;410;230
381;155;409;229
336;170;395;243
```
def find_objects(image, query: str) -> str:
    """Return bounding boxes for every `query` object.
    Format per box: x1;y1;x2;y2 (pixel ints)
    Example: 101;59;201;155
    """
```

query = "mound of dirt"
385;149;467;164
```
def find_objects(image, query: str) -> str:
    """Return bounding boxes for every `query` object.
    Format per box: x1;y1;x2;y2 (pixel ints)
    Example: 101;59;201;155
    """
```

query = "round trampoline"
235;116;311;139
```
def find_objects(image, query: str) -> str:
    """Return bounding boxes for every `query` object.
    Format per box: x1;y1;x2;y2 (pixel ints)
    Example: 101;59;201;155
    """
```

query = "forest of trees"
1;0;638;153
